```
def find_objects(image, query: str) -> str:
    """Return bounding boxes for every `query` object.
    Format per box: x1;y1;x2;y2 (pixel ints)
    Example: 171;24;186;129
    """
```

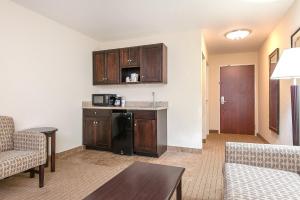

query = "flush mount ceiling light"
225;29;251;40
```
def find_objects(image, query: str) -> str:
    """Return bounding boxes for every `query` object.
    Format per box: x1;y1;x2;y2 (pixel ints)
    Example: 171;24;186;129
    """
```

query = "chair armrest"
225;142;300;172
13;131;46;153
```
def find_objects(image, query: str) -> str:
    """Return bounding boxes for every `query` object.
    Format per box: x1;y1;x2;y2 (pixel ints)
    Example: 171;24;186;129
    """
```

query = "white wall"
258;0;300;145
0;0;100;153
208;52;258;133
91;30;204;149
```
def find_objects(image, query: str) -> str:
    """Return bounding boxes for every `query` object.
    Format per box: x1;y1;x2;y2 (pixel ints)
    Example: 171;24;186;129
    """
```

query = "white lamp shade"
271;48;300;80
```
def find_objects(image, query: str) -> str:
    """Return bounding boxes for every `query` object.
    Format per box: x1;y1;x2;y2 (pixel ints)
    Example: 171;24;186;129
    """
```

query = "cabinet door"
93;51;106;84
106;50;120;84
83;118;97;146
140;44;162;82
134;119;156;153
128;47;140;66
94;116;112;149
120;47;140;67
120;48;130;67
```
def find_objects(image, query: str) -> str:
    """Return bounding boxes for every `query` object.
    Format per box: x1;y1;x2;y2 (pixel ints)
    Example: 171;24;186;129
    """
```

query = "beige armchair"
0;116;47;187
224;142;300;200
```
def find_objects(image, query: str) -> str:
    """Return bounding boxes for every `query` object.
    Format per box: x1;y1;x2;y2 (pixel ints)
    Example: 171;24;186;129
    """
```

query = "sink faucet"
152;92;156;108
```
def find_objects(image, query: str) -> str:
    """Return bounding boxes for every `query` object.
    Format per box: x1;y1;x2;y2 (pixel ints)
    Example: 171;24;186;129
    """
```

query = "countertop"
82;101;168;111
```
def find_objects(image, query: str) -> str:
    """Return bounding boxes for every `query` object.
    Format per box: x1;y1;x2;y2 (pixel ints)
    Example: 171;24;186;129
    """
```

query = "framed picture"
291;27;300;47
269;48;280;134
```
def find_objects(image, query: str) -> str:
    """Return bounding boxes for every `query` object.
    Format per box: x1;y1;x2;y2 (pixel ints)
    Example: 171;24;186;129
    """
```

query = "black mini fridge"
112;110;134;155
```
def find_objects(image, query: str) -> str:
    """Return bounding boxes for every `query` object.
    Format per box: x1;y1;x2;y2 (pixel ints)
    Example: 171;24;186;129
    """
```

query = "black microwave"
92;94;116;106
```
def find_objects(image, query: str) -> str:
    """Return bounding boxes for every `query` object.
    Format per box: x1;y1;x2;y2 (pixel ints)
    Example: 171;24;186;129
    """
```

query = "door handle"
221;96;227;105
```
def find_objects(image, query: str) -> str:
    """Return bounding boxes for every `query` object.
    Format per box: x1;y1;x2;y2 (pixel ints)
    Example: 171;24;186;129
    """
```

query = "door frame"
202;53;209;141
219;64;257;135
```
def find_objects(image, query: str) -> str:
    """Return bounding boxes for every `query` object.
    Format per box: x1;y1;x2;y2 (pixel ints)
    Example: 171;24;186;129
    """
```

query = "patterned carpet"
0;133;264;200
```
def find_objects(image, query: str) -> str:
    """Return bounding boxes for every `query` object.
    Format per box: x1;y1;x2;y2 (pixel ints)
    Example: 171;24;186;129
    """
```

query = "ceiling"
12;0;294;54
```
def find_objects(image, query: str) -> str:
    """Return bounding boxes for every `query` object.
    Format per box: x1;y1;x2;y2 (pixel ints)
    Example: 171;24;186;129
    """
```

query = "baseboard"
257;133;269;144
167;146;202;154
56;145;85;159
209;129;219;134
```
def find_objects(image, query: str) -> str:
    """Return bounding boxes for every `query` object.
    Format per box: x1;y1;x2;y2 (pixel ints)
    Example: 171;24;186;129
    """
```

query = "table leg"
45;136;49;168
51;131;56;172
177;179;182;200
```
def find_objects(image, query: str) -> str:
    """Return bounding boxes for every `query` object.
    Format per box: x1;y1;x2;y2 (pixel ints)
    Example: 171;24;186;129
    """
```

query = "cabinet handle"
94;111;97;115
134;123;137;127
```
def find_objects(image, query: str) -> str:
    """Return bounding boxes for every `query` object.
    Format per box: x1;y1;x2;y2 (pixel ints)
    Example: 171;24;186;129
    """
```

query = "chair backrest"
0;116;15;152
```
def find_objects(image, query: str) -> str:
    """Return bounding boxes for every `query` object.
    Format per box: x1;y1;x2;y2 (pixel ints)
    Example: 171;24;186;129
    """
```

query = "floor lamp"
271;48;300;146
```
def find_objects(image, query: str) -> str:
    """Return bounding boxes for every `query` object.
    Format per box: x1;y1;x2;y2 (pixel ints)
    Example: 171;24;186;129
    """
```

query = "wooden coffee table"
84;162;185;200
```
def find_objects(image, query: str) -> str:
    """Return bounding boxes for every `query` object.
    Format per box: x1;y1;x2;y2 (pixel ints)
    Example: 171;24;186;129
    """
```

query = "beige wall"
0;0;100;153
208;52;258;133
92;30;205;149
258;0;300;145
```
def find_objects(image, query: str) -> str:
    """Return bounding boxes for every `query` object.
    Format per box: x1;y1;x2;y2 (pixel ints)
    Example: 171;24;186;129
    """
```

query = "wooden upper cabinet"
93;43;167;85
93;50;119;85
120;47;140;67
140;44;167;83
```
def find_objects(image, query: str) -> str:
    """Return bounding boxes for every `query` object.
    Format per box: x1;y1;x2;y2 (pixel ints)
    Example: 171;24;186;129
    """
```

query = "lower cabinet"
133;110;167;157
134;119;157;154
82;109;167;157
83;110;112;150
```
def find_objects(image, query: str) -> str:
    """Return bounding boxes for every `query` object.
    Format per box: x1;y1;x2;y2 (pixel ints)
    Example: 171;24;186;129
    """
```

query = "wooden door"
134;119;156;153
220;65;255;134
94;116;112;149
106;50;119;84
140;44;162;82
93;51;106;84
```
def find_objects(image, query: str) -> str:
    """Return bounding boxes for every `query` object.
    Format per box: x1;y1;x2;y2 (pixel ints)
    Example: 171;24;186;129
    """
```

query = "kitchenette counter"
82;101;168;111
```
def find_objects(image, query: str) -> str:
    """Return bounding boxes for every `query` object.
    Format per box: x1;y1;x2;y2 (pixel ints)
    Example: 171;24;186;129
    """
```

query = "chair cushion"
224;163;300;200
0;116;15;152
0;150;40;179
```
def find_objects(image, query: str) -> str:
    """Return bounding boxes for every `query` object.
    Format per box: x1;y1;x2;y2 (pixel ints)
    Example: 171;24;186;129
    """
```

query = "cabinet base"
85;146;111;152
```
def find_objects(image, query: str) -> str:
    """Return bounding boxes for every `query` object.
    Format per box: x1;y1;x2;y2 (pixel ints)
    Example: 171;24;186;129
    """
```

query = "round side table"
25;127;58;172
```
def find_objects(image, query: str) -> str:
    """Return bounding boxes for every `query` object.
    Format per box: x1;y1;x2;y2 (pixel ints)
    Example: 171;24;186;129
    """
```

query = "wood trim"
291;27;300;47
291;85;300;146
257;134;269;144
209;130;219;134
56;146;85;159
269;48;280;134
167;146;202;154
